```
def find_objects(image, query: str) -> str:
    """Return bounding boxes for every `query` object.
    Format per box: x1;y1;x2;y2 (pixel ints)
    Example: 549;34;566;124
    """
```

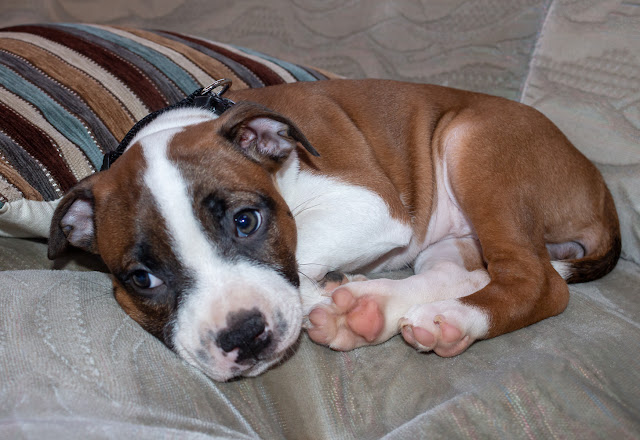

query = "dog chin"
235;325;303;380
188;345;289;382
175;320;302;382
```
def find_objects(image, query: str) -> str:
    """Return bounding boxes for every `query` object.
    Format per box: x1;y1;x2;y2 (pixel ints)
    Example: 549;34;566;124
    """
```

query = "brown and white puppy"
48;79;620;381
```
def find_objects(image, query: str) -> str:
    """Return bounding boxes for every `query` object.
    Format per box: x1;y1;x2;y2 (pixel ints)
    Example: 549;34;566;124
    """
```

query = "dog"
48;79;620;381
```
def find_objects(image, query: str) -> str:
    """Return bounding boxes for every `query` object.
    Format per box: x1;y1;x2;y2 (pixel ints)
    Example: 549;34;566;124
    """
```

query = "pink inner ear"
60;199;95;248
238;128;257;149
239;117;295;158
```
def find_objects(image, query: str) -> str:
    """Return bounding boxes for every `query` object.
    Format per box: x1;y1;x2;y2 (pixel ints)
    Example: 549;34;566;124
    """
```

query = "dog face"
49;103;316;380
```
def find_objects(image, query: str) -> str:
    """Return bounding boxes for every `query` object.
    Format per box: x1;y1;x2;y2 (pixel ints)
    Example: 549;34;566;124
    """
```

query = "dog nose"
216;308;273;362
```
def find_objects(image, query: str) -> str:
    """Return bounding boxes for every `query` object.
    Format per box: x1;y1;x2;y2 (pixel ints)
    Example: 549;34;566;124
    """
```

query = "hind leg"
397;210;569;355
432;116;573;343
397;239;492;356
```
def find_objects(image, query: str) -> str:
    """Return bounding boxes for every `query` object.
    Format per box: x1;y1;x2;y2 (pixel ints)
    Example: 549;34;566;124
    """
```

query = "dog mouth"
172;308;302;382
176;332;297;382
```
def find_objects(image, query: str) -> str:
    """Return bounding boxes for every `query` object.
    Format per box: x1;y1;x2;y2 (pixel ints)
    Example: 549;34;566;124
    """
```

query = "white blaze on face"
137;109;302;381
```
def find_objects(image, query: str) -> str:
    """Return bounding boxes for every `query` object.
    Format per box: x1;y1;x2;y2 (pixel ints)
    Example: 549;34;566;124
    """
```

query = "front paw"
399;300;489;357
307;286;384;351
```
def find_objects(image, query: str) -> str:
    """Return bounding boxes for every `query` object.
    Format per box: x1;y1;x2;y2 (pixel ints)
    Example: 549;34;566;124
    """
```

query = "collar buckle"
193;78;235;114
200;78;232;96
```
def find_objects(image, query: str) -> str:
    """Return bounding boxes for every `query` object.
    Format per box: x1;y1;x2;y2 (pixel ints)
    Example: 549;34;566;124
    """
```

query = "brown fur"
50;79;620;346
228;79;620;338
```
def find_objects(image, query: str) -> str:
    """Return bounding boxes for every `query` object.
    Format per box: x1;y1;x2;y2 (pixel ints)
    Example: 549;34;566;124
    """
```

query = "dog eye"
234;209;262;237
130;270;164;289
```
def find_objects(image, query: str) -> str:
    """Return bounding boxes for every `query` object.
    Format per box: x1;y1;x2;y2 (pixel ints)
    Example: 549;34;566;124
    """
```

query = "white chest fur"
275;154;415;281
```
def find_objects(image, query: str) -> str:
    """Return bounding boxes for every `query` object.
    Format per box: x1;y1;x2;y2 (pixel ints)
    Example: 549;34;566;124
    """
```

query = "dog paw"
307;286;384;351
399;300;489;357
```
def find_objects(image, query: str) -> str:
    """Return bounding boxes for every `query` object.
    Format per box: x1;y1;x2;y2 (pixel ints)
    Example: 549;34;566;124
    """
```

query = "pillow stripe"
233;46;319;82
0;86;94;181
154;31;266;89
120;27;255;93
0;130;54;201
55;25;183;106
15;24;170;112
94;25;216;89
0;37;137;139
110;29;247;93
0;64;104;169
298;64;331;81
0;50;118;153
61;24;203;95
0;24;337;206
0;32;150;119
0;101;72;195
165;33;289;87
0;161;45;201
210;41;297;83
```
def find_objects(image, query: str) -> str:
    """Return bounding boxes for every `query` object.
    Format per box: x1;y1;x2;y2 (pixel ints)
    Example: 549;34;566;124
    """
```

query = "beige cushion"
1;266;639;438
521;0;640;264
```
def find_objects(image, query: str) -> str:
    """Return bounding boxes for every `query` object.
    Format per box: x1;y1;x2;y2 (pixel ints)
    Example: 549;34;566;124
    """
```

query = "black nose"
216;308;273;362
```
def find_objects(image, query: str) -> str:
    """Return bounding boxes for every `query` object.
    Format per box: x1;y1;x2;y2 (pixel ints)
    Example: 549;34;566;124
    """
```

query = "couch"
1;1;638;438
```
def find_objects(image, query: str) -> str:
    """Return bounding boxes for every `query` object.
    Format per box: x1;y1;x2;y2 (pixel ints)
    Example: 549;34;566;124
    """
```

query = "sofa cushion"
1;266;639;438
0;24;336;237
520;1;640;264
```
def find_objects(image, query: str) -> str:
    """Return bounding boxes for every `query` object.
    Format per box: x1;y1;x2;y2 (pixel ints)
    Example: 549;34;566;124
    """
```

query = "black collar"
100;79;235;171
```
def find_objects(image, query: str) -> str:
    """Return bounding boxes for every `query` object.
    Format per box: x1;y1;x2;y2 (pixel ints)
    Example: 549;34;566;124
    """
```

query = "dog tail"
550;189;621;284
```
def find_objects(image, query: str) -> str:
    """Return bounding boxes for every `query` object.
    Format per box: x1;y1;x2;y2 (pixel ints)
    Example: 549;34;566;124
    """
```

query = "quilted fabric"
1;266;639;439
0;24;335;205
0;0;552;100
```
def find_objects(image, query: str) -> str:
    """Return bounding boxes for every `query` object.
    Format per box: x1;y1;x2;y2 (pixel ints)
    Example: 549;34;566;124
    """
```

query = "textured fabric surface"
0;0;550;100
0;238;106;272
0;23;334;206
521;0;640;264
1;267;639;439
0;198;59;238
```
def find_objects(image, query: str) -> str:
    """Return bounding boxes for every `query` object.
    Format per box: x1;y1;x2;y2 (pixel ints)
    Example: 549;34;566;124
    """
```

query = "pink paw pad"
400;314;473;357
307;287;385;350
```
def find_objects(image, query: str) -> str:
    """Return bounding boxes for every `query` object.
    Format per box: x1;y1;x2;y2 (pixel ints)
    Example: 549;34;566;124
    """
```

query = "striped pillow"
0;24;337;237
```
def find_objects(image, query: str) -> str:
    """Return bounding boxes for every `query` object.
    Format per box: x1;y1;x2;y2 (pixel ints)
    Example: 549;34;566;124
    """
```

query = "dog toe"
400;301;485;357
307;287;385;350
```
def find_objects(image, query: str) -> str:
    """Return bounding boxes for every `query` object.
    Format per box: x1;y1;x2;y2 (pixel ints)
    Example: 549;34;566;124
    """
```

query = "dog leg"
398;239;492;357
307;238;489;351
421;116;581;348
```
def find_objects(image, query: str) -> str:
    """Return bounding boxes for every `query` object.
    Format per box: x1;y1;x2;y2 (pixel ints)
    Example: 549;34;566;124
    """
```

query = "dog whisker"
290;194;324;216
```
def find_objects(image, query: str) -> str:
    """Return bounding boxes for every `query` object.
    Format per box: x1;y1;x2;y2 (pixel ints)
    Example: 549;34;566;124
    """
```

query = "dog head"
49;102;316;381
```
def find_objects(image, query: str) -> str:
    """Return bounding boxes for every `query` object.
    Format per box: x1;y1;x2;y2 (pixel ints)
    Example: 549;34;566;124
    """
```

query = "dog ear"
220;101;319;165
48;174;100;260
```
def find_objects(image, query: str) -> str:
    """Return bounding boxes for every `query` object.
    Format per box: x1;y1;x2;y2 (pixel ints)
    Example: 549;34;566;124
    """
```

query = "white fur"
397;239;491;346
551;260;572;280
325;238;490;344
401;299;490;350
277;153;414;274
126;108;218;154
275;152;414;310
138;114;301;381
425;141;474;245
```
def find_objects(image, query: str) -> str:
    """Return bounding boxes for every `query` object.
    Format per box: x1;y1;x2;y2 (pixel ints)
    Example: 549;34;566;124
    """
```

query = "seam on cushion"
518;0;555;103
